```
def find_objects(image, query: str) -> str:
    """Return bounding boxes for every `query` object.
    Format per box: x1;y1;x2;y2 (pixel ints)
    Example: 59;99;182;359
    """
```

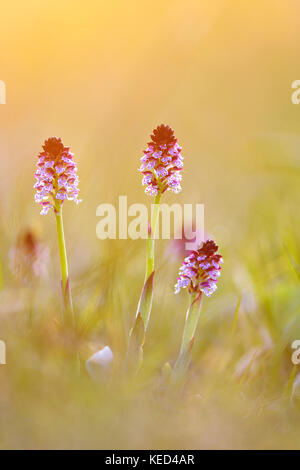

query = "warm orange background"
1;0;300;276
2;1;300;449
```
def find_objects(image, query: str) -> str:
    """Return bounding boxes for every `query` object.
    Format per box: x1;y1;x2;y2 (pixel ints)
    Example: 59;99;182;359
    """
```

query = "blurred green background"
1;0;300;449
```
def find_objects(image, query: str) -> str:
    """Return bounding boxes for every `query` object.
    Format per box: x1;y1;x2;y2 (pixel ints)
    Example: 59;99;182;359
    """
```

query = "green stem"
127;193;161;371
173;293;203;380
180;293;203;355
55;206;74;323
146;193;161;280
56;207;68;285
143;192;161;329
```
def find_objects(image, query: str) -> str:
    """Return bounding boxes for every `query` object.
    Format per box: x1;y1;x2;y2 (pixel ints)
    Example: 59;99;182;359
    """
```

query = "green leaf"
136;270;155;330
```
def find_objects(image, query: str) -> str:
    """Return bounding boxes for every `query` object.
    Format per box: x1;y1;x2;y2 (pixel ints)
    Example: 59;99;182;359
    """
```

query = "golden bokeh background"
1;1;299;235
1;0;300;449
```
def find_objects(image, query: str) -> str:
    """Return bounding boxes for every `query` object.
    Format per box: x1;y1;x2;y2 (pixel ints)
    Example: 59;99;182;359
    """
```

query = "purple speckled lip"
34;137;81;215
139;124;183;196
175;240;223;297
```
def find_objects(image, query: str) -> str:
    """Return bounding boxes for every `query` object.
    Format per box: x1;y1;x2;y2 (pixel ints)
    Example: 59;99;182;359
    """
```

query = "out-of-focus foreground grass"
1;0;300;449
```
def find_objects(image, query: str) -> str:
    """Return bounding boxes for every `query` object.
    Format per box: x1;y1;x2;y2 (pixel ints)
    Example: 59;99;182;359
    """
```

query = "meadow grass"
1;171;300;449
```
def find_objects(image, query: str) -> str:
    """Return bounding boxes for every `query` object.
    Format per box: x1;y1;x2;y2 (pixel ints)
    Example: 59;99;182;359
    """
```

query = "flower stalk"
127;196;161;371
173;292;202;379
146;193;161;279
55;205;74;323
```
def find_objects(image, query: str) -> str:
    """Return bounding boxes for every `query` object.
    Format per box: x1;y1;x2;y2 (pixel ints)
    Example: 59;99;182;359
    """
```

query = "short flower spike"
175;240;223;297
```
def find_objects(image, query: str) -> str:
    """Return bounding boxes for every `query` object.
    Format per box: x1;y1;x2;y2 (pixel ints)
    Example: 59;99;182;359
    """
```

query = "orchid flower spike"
34;137;81;215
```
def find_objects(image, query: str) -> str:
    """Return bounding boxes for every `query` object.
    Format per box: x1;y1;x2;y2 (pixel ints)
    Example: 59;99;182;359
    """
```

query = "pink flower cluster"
139;124;183;196
175;240;223;297
34;137;81;215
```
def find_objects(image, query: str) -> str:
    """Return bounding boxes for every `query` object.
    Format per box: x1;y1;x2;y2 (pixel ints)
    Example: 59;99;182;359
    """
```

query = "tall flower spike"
34;137;80;324
34;137;81;215
128;125;183;373
139;124;183;196
175;240;223;297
